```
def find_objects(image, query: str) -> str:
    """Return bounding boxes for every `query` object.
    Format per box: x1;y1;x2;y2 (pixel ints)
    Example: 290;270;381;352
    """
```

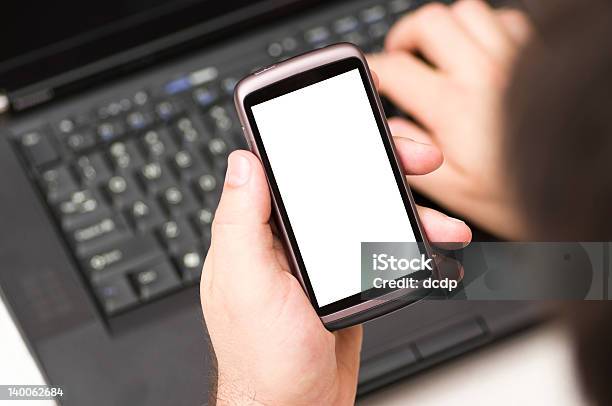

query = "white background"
252;69;416;307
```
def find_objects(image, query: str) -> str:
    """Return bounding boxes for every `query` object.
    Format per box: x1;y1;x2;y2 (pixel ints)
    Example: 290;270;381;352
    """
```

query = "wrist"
214;375;266;406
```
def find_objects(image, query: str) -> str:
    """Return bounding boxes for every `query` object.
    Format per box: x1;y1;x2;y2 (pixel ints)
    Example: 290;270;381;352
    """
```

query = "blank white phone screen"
251;69;417;307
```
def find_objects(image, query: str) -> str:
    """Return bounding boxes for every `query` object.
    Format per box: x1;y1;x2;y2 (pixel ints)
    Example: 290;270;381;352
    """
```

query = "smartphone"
234;43;436;330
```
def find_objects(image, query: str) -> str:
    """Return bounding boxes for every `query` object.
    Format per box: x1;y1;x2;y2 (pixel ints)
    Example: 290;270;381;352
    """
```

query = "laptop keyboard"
14;0;434;318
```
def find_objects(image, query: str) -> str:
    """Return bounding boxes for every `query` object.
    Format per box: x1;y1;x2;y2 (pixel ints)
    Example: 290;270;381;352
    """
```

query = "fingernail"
225;153;251;187
447;216;466;224
387;121;401;134
388;123;432;146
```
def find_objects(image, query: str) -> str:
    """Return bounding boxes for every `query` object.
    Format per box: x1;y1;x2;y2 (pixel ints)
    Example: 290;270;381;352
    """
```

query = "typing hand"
201;133;471;404
368;0;533;239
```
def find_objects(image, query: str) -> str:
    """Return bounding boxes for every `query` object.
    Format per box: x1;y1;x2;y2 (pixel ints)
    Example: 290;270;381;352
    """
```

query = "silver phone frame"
234;43;437;327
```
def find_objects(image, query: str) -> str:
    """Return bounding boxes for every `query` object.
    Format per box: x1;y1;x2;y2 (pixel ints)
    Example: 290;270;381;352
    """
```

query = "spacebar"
81;235;164;281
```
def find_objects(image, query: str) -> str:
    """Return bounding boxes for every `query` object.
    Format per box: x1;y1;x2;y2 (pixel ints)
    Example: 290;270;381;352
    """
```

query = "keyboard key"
173;116;210;146
125;110;154;131
368;21;390;40
342;31;369;47
193;172;222;206
193;206;214;227
193;86;219;109
57;118;76;134
304;26;331;45
94;274;138;315
75;153;112;185
209;136;231;155
174;247;205;282
56;189;111;230
119;98;133;113
192;208;214;243
62;130;96;153
155;99;180;121
208;105;233;134
267;42;284;58
360;5;387;24
40;165;79;202
159;186;199;217
96;103;117;120
96;96;135;119
174;117;200;144
97;120;125;143
108;140;144;171
204;137;231;169
105;174;142;208
129;261;181;300
83;235;163;278
126;199;165;232
210;104;242;143
132;90;149;106
194;172;219;195
157;219;199;254
334;16;359;34
164;77;191;95
19;131;60;167
138;161;176;194
189;66;219;86
282;36;299;52
389;0;414;14
171;150;207;181
267;37;301;59
140;128;176;159
70;215;130;257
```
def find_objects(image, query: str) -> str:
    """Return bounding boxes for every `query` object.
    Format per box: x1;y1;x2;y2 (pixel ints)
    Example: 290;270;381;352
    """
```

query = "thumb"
214;150;271;229
206;150;279;295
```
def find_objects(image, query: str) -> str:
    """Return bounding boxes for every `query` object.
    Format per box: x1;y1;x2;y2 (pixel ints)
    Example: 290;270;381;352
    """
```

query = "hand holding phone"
234;43;437;329
201;44;471;405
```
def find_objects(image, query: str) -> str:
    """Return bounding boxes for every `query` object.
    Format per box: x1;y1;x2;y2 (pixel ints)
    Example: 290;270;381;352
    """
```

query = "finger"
417;205;472;246
409;168;527;239
388;116;434;145
394;136;443;175
214;150;271;227
385;2;491;77
388;119;443;175
451;0;517;64
208;151;279;290
497;8;533;46
367;52;445;128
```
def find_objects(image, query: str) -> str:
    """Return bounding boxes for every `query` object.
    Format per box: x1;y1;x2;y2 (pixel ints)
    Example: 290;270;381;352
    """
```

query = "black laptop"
0;0;544;404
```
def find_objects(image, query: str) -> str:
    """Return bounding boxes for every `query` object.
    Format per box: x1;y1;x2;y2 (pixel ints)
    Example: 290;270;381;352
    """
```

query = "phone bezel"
235;43;436;327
